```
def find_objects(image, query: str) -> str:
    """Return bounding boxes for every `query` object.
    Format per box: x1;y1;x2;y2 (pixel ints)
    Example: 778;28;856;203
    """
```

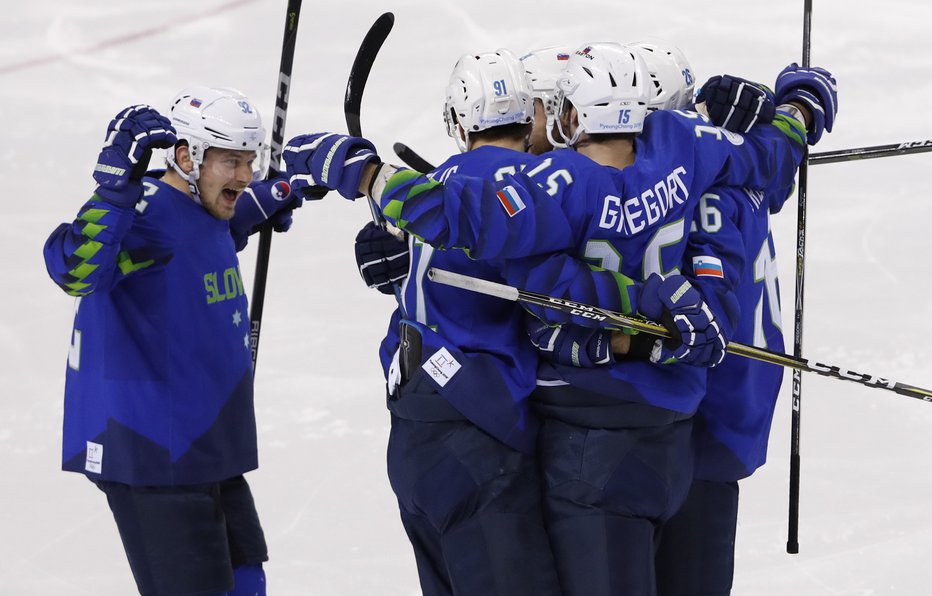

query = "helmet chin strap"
167;147;204;204
455;125;469;154
171;162;203;205
556;115;583;149
554;97;583;149
545;115;568;150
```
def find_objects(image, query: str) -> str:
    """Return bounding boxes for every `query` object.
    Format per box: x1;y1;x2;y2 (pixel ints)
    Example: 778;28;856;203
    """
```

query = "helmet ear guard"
443;49;534;153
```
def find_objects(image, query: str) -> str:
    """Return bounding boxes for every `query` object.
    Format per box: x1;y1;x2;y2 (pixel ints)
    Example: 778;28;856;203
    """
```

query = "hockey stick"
809;139;932;165
344;12;394;225
249;0;302;371
788;0;813;555
428;267;932;402
393;142;436;173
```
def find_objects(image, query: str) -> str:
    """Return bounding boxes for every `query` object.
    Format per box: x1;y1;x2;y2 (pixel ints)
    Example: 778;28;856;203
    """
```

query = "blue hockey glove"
527;314;613;368
696;75;776;134
355;221;408;294
93;105;176;207
283;132;380;200
229;177;302;251
774;63;837;144
636;273;727;367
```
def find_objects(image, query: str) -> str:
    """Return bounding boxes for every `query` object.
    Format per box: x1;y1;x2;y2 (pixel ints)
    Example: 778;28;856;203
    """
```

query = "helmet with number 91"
555;42;651;146
167;86;270;187
444;49;534;153
630;40;695;111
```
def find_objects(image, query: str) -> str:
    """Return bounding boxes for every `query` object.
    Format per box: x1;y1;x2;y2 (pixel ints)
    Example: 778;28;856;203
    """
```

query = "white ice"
3;0;932;593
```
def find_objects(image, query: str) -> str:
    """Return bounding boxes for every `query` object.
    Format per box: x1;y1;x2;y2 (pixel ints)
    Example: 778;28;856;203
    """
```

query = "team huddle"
43;39;837;596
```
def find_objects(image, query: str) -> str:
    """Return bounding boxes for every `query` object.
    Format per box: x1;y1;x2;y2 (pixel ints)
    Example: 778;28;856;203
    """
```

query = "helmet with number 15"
555;42;652;146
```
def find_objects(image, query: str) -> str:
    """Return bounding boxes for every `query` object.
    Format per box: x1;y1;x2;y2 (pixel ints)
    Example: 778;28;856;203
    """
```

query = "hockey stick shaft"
787;0;813;554
428;267;932;402
249;0;302;371
809;140;932;164
344;12;394;226
393;142;436;173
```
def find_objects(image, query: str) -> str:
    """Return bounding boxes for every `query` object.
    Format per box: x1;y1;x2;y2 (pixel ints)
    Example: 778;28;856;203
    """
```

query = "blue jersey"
43;178;257;486
686;186;789;481
378;110;805;414
379;145;542;453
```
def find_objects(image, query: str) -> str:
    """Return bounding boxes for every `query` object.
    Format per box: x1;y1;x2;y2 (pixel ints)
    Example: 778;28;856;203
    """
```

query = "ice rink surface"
3;0;932;593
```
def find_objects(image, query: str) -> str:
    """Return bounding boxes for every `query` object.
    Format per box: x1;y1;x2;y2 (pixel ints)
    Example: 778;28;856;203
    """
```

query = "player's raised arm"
684;64;837;195
43;106;176;296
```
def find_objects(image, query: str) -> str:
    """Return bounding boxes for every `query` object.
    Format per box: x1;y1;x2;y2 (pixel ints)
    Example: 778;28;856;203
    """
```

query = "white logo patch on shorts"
422;347;462;387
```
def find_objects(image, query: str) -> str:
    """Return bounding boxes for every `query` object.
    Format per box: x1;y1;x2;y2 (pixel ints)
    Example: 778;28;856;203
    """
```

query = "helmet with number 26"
167;86;269;187
630;40;695;111
444;49;534;153
556;42;652;146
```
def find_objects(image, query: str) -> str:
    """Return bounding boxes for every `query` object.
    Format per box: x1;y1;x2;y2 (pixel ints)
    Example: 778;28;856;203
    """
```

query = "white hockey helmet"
521;46;574;149
444;49;534;153
167;86;269;188
555;42;652;146
521;46;574;118
630;41;695;111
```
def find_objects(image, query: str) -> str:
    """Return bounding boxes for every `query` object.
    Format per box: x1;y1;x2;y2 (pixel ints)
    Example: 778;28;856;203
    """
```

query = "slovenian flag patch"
693;255;724;278
496;185;526;217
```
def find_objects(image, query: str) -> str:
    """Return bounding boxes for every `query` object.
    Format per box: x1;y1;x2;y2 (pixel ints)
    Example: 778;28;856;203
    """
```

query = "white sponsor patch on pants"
422;347;462;387
85;441;103;474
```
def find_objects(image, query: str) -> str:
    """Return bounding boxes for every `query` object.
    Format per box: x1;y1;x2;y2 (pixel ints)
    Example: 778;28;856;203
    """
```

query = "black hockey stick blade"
393;142;436;173
344;12;394;138
427;267;932;403
343;12;394;226
809;139;932;165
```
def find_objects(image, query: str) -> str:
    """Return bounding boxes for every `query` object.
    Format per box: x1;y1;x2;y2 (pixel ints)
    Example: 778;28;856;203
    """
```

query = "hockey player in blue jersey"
43;87;301;596
284;41;835;595
510;52;836;595
653;64;838;596
291;50;560;596
654;180;789;596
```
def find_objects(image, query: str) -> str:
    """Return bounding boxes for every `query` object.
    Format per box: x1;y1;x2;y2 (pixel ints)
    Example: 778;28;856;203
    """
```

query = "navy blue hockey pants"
655;479;740;596
95;475;268;596
386;404;560;596
537;416;695;596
